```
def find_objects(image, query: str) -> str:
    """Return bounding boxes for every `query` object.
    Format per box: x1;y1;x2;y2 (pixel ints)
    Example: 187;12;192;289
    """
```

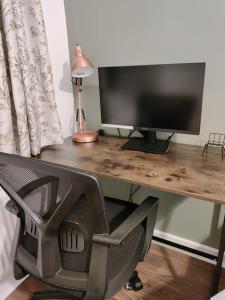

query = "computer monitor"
98;62;205;153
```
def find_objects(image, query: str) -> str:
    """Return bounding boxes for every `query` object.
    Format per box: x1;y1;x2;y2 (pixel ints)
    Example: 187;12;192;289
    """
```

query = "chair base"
124;271;143;291
31;290;84;300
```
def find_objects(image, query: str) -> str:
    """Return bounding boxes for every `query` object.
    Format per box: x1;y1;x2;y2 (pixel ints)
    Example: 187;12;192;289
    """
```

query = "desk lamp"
71;44;98;143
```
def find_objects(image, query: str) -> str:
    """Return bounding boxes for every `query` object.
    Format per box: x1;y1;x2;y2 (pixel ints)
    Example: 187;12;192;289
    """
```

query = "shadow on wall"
59;61;76;134
59;62;73;93
81;85;102;132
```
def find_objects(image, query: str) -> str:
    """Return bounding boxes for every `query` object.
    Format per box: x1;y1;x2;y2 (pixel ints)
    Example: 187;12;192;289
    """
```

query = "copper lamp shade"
71;45;94;78
71;44;98;143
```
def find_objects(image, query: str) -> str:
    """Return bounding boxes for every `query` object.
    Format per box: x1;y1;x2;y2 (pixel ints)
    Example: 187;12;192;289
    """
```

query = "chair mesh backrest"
0;163;71;217
0;153;109;273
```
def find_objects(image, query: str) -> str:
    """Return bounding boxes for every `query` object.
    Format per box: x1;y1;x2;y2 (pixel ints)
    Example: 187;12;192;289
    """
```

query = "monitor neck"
138;130;157;144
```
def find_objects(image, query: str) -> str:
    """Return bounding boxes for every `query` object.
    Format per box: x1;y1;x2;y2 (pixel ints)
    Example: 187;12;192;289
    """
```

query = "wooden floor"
6;243;225;300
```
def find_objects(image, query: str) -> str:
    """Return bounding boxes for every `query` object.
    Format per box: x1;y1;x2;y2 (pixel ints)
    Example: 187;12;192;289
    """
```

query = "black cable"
117;128;135;138
128;129;135;138
128;184;141;202
167;132;175;141
119;129;173;140
128;184;134;201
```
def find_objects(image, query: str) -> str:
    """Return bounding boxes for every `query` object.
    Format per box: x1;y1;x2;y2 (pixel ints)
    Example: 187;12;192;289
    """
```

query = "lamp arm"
76;80;84;132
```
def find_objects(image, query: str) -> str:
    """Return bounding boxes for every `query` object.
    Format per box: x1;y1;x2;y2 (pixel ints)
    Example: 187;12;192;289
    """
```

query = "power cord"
117;128;135;138
166;132;175;152
118;129;174;140
117;128;122;137
128;129;135;138
128;184;141;202
167;132;174;142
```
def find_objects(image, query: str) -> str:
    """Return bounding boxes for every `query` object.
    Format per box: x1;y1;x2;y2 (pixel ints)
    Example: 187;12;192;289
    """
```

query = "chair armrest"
93;196;158;246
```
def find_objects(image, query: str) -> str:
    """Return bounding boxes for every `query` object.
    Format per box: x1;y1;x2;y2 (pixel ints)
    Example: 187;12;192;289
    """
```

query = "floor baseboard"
153;229;223;266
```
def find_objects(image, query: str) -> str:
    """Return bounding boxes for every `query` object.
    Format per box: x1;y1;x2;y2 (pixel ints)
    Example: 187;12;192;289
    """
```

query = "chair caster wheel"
125;271;143;291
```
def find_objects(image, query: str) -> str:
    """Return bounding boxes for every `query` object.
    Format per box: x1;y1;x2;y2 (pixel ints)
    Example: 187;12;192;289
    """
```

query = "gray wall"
64;0;225;248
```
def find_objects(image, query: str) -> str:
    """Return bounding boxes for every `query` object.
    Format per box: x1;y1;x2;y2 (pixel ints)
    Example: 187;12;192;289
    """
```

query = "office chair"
0;152;159;300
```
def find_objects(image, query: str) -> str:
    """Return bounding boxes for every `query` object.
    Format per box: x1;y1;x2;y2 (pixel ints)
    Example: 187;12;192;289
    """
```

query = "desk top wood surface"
39;136;225;205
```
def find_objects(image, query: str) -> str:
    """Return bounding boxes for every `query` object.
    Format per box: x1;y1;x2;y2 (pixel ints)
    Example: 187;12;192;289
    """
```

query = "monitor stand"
121;130;170;154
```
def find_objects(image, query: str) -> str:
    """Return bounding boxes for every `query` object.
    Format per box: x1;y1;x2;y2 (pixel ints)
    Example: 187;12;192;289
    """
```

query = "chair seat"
61;197;145;298
20;197;145;299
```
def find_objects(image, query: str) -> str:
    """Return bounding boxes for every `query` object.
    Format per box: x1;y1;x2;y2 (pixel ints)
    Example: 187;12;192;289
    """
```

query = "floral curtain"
0;0;63;283
0;0;63;156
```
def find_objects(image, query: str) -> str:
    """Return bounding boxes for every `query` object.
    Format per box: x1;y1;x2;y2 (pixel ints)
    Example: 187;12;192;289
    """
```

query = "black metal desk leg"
212;215;225;296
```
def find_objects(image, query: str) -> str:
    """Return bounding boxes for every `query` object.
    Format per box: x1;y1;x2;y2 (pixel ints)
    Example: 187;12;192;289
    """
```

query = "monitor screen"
98;63;205;134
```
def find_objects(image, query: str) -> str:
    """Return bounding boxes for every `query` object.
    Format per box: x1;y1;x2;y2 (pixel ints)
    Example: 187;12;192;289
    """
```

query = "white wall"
41;0;74;138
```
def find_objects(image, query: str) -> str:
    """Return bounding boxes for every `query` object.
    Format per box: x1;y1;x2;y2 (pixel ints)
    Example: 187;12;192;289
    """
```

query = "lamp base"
72;131;98;143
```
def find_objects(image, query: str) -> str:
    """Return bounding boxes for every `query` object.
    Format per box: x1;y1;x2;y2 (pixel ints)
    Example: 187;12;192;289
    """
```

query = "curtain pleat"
0;0;63;156
0;0;63;281
0;27;16;153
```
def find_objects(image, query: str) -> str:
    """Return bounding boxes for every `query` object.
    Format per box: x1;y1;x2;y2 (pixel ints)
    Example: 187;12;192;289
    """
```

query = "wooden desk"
40;136;225;204
39;136;225;295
